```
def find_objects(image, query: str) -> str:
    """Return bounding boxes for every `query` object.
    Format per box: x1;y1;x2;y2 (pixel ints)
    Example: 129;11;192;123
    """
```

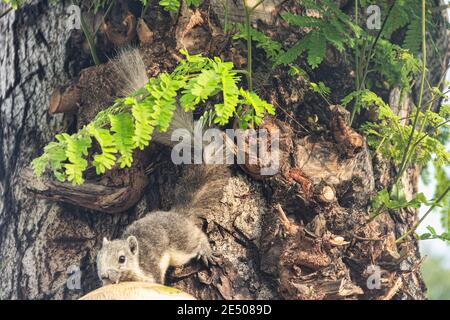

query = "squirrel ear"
127;236;139;255
102;237;109;246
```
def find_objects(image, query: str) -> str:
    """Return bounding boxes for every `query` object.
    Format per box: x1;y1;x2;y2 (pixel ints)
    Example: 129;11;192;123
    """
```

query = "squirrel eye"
118;255;126;264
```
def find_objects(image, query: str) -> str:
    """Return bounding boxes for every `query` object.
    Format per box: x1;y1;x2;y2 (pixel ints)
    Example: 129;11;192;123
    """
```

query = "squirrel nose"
103;269;120;284
100;272;109;281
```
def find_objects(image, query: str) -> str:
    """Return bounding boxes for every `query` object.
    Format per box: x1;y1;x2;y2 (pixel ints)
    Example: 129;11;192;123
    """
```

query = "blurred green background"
421;254;450;299
418;170;450;300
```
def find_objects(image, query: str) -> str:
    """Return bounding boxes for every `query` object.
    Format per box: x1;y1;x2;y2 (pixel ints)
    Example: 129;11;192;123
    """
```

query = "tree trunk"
0;0;447;300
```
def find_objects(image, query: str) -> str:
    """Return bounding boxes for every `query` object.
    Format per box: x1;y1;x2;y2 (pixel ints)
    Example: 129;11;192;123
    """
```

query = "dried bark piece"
316;278;364;299
49;84;80;114
328;235;350;246
103;12;137;47
377;276;403;300
237;119;290;180
329;105;364;157
137;18;154;45
21;167;149;214
176;8;209;52
286;168;312;196
318;185;336;203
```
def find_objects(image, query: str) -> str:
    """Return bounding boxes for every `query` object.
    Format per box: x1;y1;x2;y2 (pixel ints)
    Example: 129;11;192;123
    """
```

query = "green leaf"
306;32;326;69
186;0;202;6
239;88;275;126
159;0;180;12
109;113;135;168
281;12;323;28
213;59;239;125
30;51;273;184
87;124;117;174
322;23;345;51
146;73;183;132
63;133;91;185
276;35;310;66
310;81;330;97
126;97;156;151
180;69;220;111
403;18;422;55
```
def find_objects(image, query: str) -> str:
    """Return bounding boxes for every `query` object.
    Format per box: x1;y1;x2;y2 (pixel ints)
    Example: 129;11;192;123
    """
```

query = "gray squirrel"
96;49;230;285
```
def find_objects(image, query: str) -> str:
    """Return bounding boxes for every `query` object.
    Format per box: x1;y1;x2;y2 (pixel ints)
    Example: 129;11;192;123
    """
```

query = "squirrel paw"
197;249;220;267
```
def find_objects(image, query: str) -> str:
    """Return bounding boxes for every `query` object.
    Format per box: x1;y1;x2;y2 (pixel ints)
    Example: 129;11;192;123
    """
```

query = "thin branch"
350;0;396;125
249;0;265;12
392;0;427;187
396;184;450;244
94;0;116;36
243;0;253;91
80;12;100;65
0;6;13;20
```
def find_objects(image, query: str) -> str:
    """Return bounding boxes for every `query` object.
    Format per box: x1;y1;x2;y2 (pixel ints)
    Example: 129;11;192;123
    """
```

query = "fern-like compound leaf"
109;113;135;168
126;97;156;151
239;88;275;126
180;69;220;111
213;59;240;125
31;51;273;184
87;124;118;174
307;32;326;69
62;132;91;185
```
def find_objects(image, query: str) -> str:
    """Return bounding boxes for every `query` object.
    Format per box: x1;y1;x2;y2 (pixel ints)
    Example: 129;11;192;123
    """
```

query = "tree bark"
0;0;447;300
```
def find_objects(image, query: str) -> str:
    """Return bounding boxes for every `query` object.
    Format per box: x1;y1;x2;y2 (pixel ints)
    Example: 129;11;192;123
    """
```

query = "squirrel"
96;48;230;285
97;164;230;285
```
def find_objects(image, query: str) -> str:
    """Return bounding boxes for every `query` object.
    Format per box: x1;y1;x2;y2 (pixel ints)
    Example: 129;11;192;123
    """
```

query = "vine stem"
0;6;13;20
243;0;253;91
396;184;450;244
80;12;100;65
369;0;428;224
221;0;230;32
242;0;265;92
350;0;396;125
354;0;360;117
392;0;427;188
370;0;427;222
368;118;450;222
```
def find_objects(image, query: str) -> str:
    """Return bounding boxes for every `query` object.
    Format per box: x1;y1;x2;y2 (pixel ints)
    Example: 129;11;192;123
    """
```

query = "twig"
392;0;427;187
243;0;254;91
272;100;310;133
395;184;450;244
377;276;402;300
94;0;116;36
350;1;396;125
352;234;382;242
0;6;13;20
80;12;100;65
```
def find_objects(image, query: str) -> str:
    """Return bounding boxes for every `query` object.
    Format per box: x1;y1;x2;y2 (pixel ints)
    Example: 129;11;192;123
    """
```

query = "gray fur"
96;49;231;286
97;165;229;285
97;210;214;285
111;48;148;96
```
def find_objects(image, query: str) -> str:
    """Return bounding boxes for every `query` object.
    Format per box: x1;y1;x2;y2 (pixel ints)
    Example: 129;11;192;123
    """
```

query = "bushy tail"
174;164;231;218
111;48;149;96
110;48;196;147
111;49;231;216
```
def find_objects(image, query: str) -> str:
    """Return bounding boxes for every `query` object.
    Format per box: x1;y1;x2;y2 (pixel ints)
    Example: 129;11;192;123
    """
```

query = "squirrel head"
96;236;148;285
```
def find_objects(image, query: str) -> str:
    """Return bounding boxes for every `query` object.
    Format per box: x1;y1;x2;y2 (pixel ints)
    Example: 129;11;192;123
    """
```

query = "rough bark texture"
0;0;448;300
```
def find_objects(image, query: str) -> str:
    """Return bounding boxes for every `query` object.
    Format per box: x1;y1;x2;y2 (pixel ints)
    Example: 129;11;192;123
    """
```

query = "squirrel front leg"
195;232;217;267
